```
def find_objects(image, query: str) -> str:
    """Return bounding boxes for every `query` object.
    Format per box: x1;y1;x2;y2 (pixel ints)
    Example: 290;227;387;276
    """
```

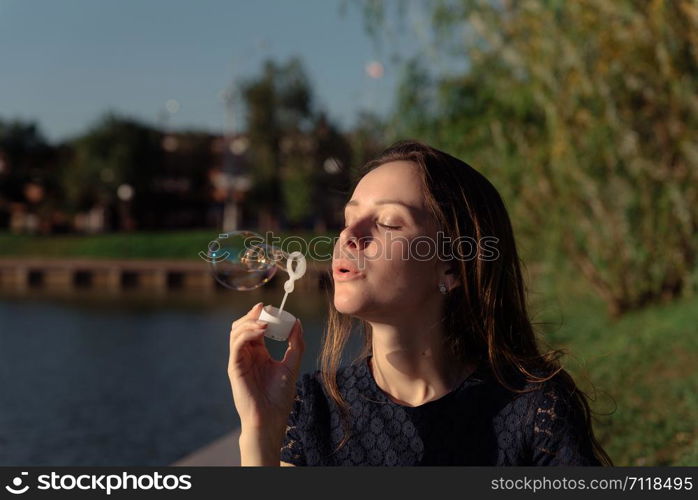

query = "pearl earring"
438;282;448;295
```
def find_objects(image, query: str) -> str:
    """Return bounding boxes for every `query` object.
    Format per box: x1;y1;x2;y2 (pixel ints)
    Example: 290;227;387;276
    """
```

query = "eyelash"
343;221;401;230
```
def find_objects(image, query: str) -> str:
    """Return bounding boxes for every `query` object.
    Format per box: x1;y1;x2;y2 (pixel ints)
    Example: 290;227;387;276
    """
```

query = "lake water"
0;287;348;466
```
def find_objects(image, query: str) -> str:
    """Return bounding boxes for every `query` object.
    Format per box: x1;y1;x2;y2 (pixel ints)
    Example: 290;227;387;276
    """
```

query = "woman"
228;140;612;466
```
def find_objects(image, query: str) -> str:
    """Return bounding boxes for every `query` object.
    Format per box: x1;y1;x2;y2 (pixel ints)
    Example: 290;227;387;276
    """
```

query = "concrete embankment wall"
0;258;331;293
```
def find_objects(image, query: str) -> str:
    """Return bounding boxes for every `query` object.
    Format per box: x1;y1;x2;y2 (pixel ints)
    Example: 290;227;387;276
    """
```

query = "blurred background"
0;0;696;466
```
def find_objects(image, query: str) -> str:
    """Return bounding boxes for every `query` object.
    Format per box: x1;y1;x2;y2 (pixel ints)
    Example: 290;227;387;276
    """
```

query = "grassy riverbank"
530;268;698;466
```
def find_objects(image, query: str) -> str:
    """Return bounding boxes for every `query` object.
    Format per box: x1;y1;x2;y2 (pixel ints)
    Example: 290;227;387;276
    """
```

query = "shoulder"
297;360;369;391
524;372;587;428
293;361;370;414
517;371;599;465
498;369;586;427
488;366;583;406
485;368;589;438
287;363;363;433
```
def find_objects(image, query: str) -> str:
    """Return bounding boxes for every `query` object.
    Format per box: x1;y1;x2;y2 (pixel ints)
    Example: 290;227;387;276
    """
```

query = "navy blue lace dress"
280;356;601;466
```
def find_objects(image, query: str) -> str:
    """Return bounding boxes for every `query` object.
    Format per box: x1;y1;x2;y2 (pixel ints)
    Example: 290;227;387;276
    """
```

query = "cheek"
368;241;436;294
361;237;408;276
381;236;410;262
394;258;436;289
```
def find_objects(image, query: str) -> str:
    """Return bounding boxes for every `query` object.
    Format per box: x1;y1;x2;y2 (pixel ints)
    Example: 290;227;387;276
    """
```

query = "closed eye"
342;220;402;230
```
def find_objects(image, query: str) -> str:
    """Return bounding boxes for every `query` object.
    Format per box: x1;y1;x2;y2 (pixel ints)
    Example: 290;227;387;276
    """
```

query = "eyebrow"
343;199;421;213
344;200;415;210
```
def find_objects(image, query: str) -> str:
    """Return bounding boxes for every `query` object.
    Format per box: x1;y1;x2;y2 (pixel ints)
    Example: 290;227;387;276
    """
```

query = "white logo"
5;472;29;495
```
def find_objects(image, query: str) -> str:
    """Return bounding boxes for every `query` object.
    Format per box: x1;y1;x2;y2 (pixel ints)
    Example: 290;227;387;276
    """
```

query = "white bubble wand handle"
278;251;306;314
257;251;307;342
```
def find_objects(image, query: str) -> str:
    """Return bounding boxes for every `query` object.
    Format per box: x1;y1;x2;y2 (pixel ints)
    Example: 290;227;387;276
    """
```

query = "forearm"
238;428;284;466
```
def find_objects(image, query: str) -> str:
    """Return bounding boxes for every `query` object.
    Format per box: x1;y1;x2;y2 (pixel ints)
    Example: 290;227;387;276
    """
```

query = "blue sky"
0;0;422;142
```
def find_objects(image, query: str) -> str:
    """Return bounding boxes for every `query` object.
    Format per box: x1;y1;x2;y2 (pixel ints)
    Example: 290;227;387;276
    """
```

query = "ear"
438;261;461;292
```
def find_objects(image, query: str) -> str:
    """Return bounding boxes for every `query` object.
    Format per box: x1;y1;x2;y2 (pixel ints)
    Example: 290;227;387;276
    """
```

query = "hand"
228;303;305;439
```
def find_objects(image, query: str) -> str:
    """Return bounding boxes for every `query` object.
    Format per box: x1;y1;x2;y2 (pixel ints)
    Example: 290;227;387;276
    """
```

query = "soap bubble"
204;231;288;291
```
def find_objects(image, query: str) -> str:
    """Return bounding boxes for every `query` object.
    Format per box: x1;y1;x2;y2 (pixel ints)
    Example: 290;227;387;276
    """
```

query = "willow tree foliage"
365;0;698;315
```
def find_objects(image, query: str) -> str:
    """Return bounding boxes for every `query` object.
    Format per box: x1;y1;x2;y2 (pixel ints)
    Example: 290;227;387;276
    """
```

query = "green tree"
365;0;698;316
241;58;315;228
241;58;353;230
0;119;65;232
311;112;354;230
0;119;53;202
347;110;390;179
64;113;162;229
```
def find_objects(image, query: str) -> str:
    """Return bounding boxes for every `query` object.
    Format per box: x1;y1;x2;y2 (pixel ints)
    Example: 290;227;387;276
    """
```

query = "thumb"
280;319;304;373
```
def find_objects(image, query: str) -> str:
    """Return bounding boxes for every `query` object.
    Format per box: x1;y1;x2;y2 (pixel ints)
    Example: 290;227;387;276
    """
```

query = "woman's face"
332;161;445;321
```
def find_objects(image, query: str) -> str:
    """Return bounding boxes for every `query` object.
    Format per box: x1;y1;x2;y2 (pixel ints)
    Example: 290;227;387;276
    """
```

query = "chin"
333;296;362;315
334;292;393;323
333;288;371;316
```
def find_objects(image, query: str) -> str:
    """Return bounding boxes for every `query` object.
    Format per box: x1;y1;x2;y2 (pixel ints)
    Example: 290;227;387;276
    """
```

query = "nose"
337;220;372;253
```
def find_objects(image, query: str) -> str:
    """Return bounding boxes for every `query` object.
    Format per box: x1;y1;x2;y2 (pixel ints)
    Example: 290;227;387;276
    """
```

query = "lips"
332;259;364;280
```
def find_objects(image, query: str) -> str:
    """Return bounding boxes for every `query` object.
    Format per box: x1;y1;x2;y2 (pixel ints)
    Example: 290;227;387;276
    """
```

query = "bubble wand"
204;231;307;342
257;251;306;341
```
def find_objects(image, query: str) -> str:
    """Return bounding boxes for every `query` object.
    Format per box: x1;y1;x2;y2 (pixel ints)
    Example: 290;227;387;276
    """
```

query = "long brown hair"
319;140;612;465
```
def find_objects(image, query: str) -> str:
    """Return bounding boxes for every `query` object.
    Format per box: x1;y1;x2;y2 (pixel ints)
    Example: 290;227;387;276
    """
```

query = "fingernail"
255;302;263;308
255;320;267;326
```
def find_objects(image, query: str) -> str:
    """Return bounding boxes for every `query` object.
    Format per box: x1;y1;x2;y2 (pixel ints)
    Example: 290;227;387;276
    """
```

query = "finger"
280;320;304;373
230;317;268;339
230;327;268;363
230;302;265;330
229;329;266;377
230;319;268;348
231;318;268;334
246;302;265;320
